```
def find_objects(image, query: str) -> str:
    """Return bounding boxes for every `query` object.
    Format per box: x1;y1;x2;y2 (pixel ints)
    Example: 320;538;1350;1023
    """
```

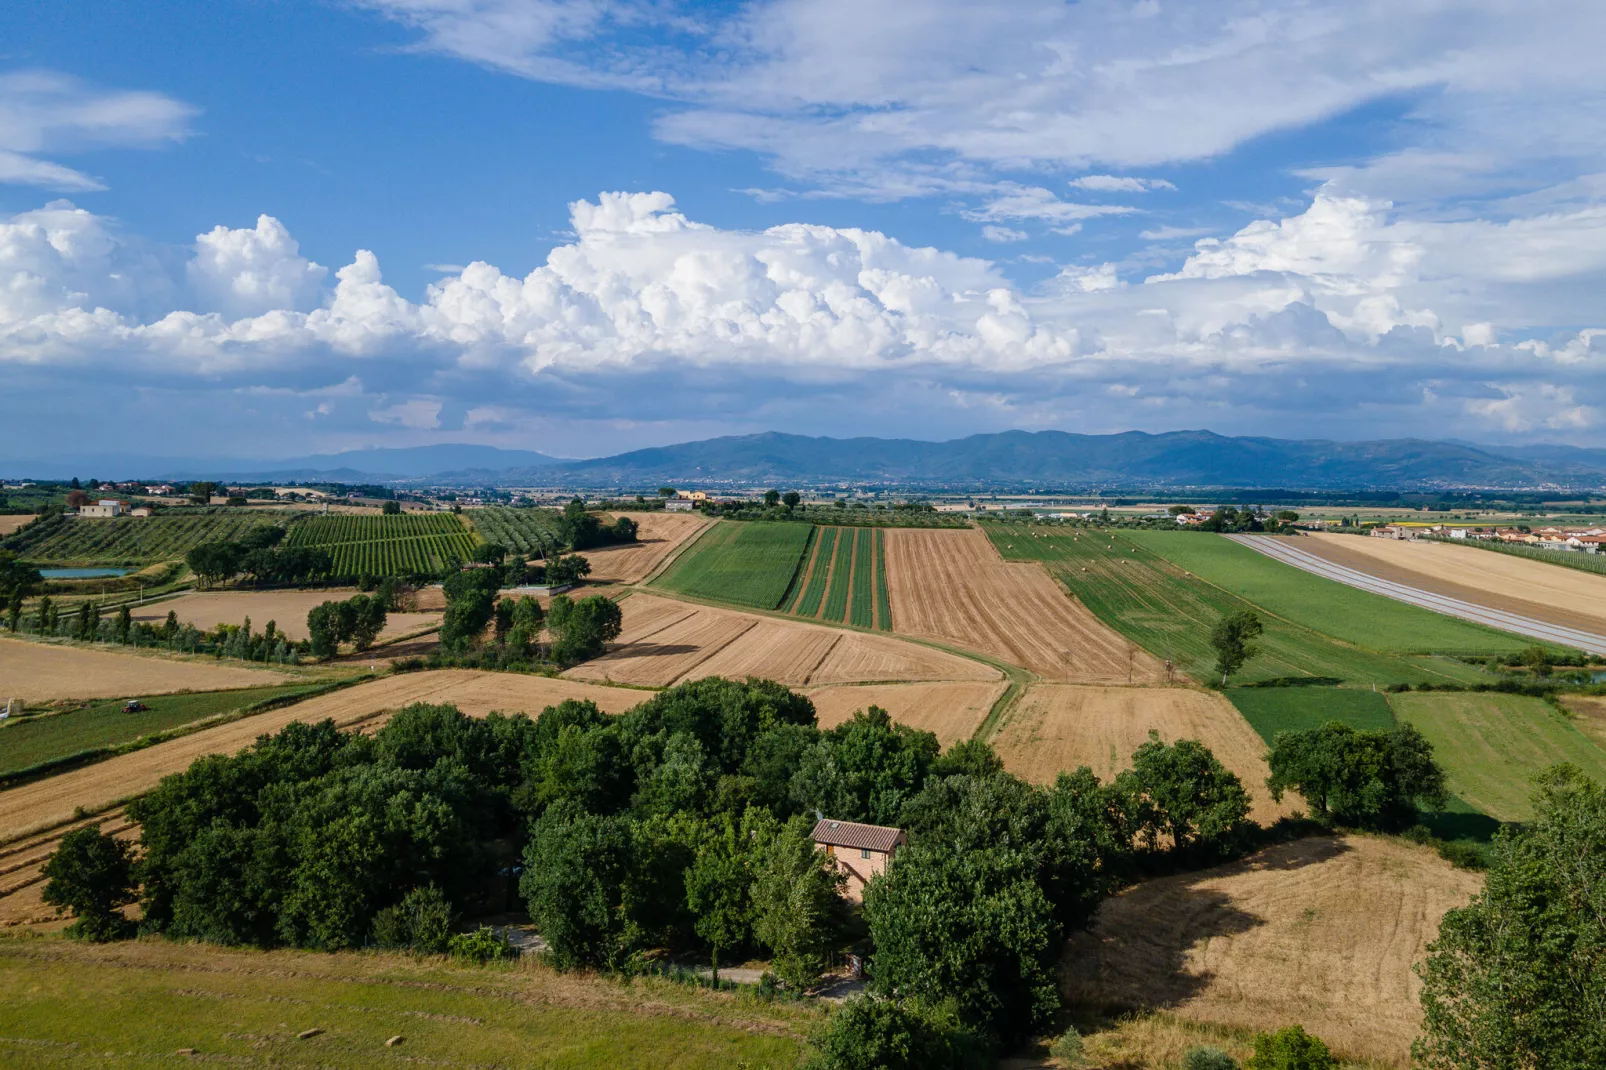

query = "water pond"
38;567;132;579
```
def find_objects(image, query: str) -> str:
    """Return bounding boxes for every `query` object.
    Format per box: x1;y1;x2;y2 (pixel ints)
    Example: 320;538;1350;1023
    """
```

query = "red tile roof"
811;818;905;853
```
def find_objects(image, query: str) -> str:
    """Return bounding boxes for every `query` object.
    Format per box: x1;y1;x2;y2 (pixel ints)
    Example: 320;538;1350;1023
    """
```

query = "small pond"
39;567;132;579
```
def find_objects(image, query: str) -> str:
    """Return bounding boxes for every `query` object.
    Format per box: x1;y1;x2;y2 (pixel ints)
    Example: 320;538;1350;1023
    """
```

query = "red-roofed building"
811;818;906;901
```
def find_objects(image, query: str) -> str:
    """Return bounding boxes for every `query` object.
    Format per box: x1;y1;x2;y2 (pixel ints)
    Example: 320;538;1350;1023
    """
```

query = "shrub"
804;996;985;1070
1185;1046;1240;1070
448;926;517;965
372;885;454;953
1245;1025;1334;1070
1049;1026;1084;1065
40;826;137;942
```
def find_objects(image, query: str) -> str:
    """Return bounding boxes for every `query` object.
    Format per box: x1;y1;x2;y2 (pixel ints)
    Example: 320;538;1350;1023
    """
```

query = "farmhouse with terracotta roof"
811;818;906;901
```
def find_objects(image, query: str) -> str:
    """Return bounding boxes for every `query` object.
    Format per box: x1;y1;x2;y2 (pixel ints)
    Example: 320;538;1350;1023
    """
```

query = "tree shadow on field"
1238;676;1343;689
602;641;702;659
1061;836;1352;1014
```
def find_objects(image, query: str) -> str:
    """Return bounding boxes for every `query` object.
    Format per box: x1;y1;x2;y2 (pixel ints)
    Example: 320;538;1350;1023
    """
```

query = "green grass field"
652;521;813;611
4;510;291;566
1388;691;1606;821
1122;530;1526;656
1228;686;1398;743
986;525;1493;688
0;684;321;778
0;936;809;1069
284;513;478;578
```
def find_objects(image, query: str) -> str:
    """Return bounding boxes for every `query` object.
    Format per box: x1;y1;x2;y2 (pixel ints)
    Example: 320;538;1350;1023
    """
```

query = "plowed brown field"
1063;834;1482;1065
564;594;999;688
130;590;441;642
1303;531;1606;634
883;528;1165;683
0;515;32;537
586;512;713;583
801;681;1006;744
0;636;291;701
0;671;644;844
992;684;1296;825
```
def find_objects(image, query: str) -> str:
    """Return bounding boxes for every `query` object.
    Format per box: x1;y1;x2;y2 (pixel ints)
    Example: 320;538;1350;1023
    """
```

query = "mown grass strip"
793;528;837;617
0;678;359;786
1123;530;1526;656
1227;686;1398;744
985;525;1494;688
872;528;892;631
1389;690;1606;821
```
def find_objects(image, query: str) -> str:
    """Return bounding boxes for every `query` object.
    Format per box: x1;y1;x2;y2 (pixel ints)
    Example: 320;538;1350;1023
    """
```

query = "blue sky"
3;0;1606;459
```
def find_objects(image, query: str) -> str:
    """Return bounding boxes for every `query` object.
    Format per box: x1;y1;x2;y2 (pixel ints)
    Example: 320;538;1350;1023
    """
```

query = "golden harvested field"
1561;693;1606;750
992;684;1297;825
1304;531;1606;634
564;594;999;688
587;512;713;583
0;670;643;844
883;527;1166;683
1063;834;1482;1066
0;636;290;702
130;590;441;642
0;515;33;536
801;681;1006;745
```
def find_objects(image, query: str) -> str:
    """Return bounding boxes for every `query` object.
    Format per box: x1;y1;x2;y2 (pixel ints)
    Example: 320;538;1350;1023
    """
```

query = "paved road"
1226;534;1606;656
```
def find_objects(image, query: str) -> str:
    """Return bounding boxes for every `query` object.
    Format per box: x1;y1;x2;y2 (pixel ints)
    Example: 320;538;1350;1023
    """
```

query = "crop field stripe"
848;527;876;629
784;527;822;614
1227;686;1398;744
793;527;837;618
822;529;854;623
812;529;843;619
872;528;892;631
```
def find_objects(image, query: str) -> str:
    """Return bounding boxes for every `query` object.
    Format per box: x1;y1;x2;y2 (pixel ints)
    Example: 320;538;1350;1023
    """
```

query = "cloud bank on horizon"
2;0;1606;456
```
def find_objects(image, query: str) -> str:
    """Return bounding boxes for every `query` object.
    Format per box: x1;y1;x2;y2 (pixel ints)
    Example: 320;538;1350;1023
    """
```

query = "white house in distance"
78;499;126;518
811;818;906;901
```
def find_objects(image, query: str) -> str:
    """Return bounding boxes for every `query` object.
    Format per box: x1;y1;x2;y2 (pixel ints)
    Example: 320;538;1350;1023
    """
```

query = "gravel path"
1228;534;1606;655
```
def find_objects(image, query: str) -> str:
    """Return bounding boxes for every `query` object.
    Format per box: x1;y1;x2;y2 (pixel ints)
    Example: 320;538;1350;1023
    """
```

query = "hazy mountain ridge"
4;432;1603;489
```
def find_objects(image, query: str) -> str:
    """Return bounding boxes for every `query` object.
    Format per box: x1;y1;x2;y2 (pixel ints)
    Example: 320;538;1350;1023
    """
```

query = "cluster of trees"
307;593;389;656
559;497;638;551
1415;766;1605;1068
186;527;331;589
434;567;621;669
1267;721;1447;830
8;595;304;663
1;550;41;627
45;678;1256;1057
472;543;591;588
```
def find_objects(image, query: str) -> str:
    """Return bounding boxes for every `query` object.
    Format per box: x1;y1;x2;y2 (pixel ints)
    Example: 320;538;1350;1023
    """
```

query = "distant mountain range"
5;431;1606;490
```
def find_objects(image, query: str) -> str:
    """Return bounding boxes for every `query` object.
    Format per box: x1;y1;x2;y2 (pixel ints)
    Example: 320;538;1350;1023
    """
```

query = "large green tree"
1267;721;1446;829
1115;732;1252;859
1210;609;1264;685
41;826;137;942
1415;766;1606;1069
751;817;844;990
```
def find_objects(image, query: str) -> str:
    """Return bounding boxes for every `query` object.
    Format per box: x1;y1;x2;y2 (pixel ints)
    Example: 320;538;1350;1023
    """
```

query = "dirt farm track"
883;527;1166;683
1064;834;1482;1065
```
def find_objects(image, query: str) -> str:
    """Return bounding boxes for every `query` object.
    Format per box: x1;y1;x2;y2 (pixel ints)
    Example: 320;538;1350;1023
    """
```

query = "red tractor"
122;699;149;713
